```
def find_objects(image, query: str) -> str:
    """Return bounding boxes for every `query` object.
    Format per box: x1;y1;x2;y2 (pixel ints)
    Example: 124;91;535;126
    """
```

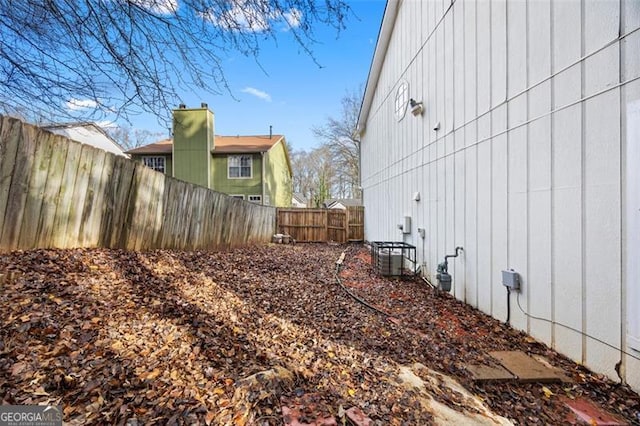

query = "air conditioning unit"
376;250;403;276
370;241;417;277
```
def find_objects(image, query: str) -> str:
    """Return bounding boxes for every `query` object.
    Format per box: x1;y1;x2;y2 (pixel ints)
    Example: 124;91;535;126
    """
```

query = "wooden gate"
276;206;364;243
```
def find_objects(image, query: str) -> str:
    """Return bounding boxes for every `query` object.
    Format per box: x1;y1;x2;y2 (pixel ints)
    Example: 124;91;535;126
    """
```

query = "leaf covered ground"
0;244;639;425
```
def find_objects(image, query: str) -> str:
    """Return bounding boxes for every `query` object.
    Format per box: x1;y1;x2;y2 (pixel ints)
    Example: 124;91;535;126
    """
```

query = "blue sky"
132;1;386;152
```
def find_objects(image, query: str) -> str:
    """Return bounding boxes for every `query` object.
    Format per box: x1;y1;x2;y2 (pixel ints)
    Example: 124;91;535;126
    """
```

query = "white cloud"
242;87;272;102
130;0;177;15
202;2;301;33
283;8;302;29
203;1;271;32
66;98;98;111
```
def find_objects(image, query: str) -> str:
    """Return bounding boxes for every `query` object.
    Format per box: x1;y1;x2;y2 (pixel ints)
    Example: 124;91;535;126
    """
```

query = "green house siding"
211;154;262;199
172;107;214;189
131;154;173;177
264;141;292;207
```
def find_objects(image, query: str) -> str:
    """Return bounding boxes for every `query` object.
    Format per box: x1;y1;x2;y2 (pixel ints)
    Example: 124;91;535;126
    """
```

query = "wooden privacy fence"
276;206;364;243
0;116;276;252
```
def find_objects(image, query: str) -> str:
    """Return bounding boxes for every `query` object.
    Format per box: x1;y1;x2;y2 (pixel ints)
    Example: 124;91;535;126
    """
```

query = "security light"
409;98;424;116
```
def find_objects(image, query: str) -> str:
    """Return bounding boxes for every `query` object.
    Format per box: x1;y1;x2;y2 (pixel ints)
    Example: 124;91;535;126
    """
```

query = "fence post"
345;207;350;243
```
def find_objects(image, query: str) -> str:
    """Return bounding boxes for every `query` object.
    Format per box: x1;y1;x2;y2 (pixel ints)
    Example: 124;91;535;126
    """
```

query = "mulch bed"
0;243;638;425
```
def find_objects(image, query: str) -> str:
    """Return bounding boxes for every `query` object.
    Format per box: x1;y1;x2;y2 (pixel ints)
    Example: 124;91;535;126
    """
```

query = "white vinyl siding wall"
360;0;640;392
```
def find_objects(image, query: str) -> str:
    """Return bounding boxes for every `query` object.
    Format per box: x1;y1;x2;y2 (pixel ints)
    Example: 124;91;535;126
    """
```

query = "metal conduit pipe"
436;246;463;292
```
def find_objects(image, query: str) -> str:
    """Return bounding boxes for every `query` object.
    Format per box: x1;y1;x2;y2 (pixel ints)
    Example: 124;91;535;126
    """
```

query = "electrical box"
402;216;411;234
502;269;521;291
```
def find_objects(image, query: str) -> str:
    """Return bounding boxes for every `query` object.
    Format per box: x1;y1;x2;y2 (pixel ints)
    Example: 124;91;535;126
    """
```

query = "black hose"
334;251;392;318
506;287;511;325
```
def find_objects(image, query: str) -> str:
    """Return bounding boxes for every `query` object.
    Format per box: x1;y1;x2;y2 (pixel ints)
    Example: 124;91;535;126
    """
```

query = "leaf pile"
0;244;639;425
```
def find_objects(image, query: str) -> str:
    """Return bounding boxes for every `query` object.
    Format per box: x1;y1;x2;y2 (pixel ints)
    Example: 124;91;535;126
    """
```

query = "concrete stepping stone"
489;351;564;383
466;363;517;382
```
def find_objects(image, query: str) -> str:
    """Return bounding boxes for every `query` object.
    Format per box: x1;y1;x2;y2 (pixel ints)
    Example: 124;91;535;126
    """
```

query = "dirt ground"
0;243;639;425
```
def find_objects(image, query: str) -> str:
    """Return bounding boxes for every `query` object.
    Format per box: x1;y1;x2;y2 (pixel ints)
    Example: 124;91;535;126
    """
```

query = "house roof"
324;198;363;208
293;193;308;203
126;138;173;154
356;0;399;136
126;135;284;155
213;135;284;154
43;122;128;157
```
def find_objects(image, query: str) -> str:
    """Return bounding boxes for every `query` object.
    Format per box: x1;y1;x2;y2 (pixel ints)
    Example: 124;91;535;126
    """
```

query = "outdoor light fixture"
409;98;424;116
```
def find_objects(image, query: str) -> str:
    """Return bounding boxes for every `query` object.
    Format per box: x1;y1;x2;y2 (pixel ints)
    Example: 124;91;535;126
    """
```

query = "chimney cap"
201;102;208;108
178;103;186;109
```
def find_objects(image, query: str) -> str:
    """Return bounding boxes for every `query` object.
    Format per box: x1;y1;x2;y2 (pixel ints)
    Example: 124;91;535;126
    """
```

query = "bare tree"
290;145;334;207
105;125;166;150
312;86;362;199
0;0;351;125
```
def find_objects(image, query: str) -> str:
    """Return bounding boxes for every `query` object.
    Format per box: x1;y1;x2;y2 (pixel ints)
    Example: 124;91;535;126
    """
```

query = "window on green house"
143;156;165;173
228;155;252;178
230;194;245;200
248;195;261;203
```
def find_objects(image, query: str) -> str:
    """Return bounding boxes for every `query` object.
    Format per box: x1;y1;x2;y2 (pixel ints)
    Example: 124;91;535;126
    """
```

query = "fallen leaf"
145;369;161;380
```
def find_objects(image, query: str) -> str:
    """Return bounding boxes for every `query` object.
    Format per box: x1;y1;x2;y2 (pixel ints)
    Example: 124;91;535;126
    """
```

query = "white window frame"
142;156;166;173
230;194;245;200
248;195;262;204
394;80;409;122
228;154;253;179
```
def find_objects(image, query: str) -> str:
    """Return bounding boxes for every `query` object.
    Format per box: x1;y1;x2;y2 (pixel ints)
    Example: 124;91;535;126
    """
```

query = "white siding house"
357;0;640;392
43;122;128;157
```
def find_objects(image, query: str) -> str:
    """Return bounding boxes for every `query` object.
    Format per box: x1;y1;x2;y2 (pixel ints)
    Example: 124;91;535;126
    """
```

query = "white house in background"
43;122;128;157
357;0;640;392
292;192;308;208
322;198;362;210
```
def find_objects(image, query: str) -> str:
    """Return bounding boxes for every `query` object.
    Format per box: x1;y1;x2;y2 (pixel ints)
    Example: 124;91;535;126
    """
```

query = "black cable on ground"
506;287;511;325
334;250;393;318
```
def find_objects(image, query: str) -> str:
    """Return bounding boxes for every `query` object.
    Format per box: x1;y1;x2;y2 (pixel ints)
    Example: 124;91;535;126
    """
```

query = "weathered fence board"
52;140;80;248
37;135;68;247
347;206;364;241
0;119;21;237
2;124;37;249
66;145;94;248
18;130;52;248
80;148;107;247
276;206;364;243
0;116;277;252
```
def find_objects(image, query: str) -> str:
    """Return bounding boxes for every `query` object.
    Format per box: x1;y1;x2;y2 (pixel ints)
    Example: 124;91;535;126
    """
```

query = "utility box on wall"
502;269;521;291
402;216;411;234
